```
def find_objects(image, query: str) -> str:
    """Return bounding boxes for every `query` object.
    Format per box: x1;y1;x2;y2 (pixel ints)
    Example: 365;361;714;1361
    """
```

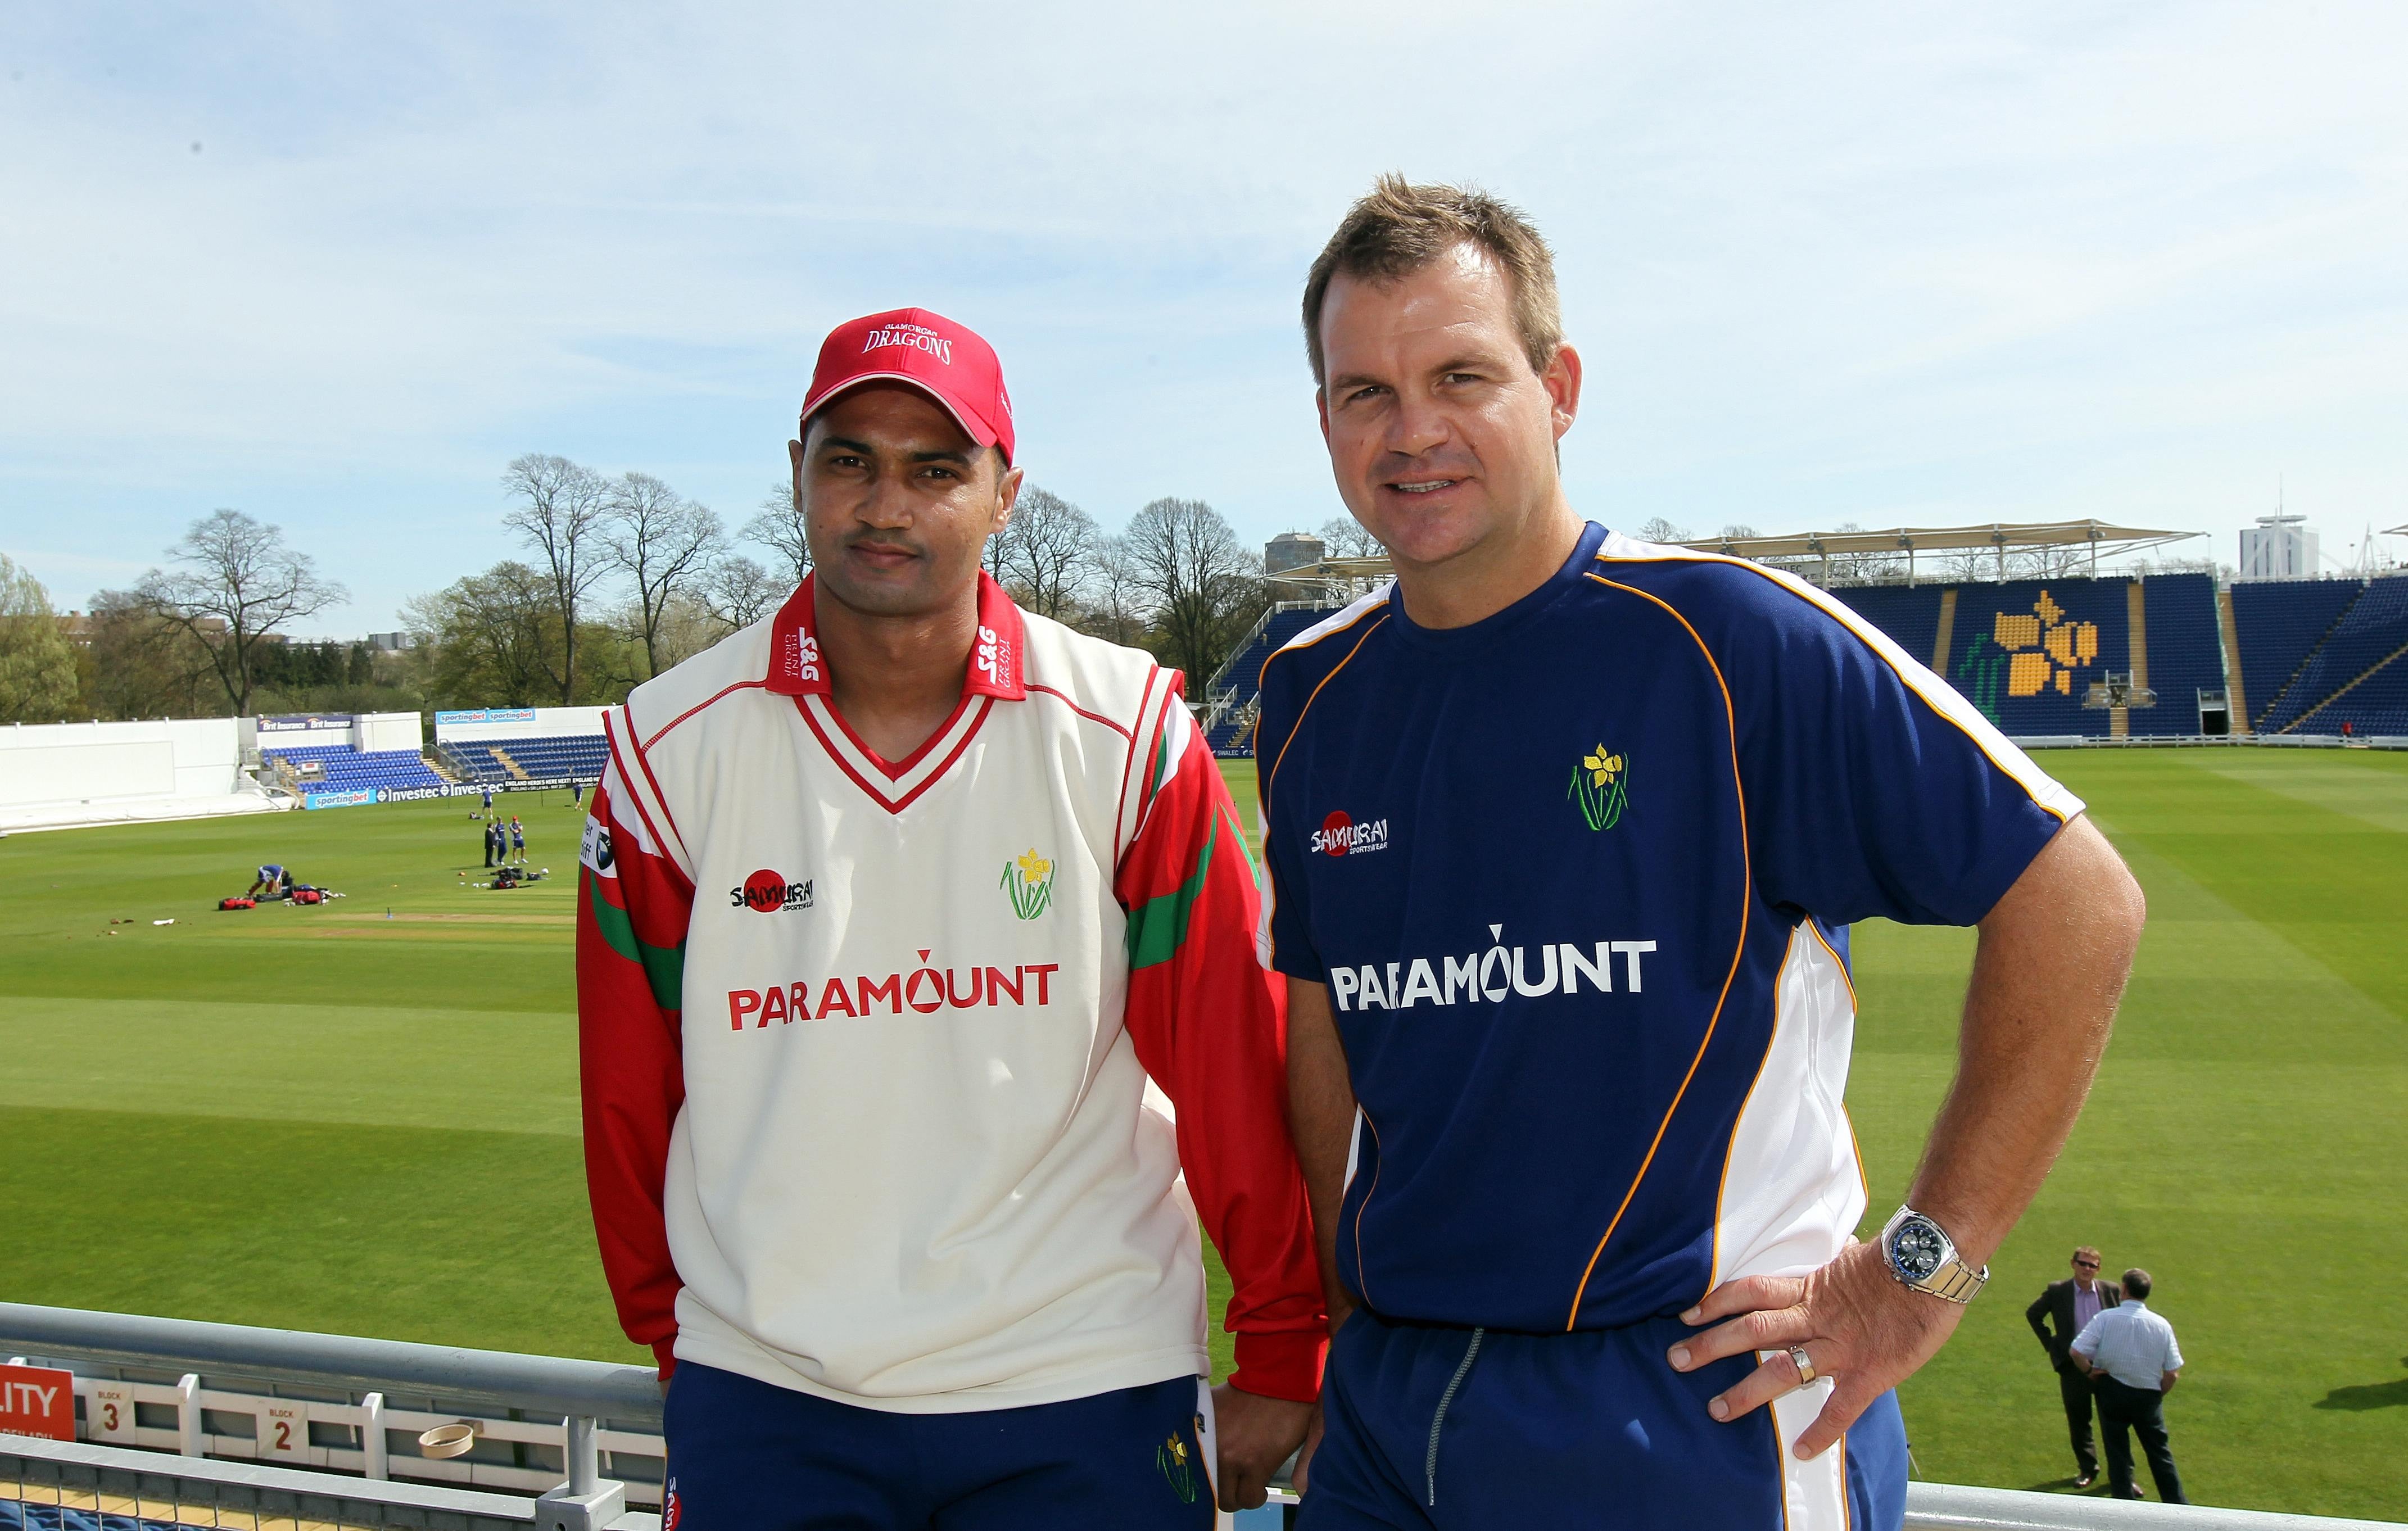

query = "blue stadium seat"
2261;575;2408;733
1831;586;1945;672
2230;578;2365;731
441;732;609;783
1925;579;2130;737
2130;573;2222;737
261;742;445;792
1202;606;1348;757
2316;649;2408;736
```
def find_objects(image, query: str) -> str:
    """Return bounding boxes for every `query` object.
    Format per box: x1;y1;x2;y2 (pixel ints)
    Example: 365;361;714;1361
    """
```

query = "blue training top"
1256;523;2080;1334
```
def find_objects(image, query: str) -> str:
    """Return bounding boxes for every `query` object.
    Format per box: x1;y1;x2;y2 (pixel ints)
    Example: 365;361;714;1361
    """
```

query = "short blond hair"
1302;174;1563;387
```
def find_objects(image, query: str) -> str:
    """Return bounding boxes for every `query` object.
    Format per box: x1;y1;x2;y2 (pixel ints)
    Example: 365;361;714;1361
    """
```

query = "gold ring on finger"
1788;1346;1818;1387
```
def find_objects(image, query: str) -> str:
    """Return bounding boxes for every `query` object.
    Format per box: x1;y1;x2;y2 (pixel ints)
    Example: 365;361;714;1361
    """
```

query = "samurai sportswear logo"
1569;744;1628;831
661;1480;680;1530
1312;809;1390;858
734;868;814;912
1002;849;1054;919
1157;1428;1198;1503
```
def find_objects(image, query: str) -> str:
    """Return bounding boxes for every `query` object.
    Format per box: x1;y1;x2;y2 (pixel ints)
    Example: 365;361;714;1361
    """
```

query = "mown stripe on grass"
0;995;580;1136
1846;802;2408;1520
0;1103;641;1364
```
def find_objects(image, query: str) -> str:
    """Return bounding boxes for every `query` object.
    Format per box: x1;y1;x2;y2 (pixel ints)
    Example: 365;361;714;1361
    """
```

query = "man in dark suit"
2026;1246;2124;1487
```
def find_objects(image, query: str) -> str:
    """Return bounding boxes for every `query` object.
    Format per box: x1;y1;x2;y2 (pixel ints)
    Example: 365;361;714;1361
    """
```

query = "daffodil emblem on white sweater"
1001;848;1055;920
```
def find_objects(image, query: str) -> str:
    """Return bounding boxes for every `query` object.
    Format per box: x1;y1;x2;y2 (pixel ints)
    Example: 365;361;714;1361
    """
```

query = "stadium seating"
1830;585;1945;672
1214;609;1333;701
2130;573;2221;737
1928;578;2133;737
1201;607;1343;754
2229;578;2365;730
2316;650;2408;737
2260;574;2408;733
261;743;444;793
442;732;609;783
1207;572;2257;751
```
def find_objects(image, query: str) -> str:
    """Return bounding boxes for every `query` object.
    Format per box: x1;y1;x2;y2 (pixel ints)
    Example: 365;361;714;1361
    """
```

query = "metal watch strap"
1918;1257;1988;1304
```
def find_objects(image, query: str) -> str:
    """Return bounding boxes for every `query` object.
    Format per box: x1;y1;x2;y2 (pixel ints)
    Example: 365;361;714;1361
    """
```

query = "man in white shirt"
577;308;1324;1527
2071;1267;2187;1503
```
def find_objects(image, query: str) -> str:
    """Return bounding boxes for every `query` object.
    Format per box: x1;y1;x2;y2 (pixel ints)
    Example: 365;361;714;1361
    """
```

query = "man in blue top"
1264;177;2148;1530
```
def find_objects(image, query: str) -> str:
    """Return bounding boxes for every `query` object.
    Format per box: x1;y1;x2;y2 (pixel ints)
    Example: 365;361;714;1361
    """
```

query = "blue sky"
4;1;2404;636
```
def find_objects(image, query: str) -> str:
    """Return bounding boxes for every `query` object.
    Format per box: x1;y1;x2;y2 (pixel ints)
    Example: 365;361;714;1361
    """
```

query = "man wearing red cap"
576;308;1324;1527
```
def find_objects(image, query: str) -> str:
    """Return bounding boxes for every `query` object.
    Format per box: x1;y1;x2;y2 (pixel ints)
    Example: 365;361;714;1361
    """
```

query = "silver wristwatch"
1879;1207;1988;1304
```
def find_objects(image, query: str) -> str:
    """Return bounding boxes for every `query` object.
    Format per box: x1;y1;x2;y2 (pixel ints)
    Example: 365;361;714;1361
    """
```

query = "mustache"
1378;452;1477;479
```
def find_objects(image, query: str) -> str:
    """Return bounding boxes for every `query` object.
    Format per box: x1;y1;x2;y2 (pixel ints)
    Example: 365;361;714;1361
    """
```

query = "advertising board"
373;779;580;803
0;1362;75;1442
257;712;356;735
302;788;380;809
434;708;538;725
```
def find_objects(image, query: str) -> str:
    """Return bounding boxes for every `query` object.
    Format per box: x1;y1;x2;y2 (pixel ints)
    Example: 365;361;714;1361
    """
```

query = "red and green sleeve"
574;772;694;1379
1117;693;1329;1403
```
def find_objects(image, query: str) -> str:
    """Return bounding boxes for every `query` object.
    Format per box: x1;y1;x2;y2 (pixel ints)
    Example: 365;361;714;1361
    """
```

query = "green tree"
0;552;79;722
79;589;221;720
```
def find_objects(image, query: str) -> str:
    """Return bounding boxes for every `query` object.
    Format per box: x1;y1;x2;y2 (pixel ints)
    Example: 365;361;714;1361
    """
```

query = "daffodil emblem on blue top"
1569;745;1628;831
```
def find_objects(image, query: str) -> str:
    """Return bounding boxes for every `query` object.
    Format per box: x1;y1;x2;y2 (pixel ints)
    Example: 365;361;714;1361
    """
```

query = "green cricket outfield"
0;751;2401;1518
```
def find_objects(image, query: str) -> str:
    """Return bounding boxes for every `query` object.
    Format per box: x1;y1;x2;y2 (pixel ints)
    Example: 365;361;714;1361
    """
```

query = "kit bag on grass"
218;897;256;911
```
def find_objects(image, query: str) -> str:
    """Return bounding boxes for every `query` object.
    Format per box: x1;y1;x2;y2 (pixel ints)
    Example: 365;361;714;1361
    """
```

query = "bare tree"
1634;517;1694;545
605;472;725;679
2012;543;2098;579
742;479;812;588
502;454;613;704
986;486;1099;620
1936;550;1999;584
1819;522;1905;587
1316;515;1385;559
132;509;347;714
703;554;781;635
1076;536;1152;648
0;552;79;722
1121;497;1266;687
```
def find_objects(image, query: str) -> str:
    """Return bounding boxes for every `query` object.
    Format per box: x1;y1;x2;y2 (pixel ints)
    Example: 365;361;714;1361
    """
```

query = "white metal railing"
2006;733;2407;750
2;1302;656;1530
4;1304;2397;1531
1204;600;1345;703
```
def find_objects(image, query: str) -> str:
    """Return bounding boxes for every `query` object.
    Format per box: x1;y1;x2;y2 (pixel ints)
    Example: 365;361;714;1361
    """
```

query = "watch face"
1889;1216;1948;1280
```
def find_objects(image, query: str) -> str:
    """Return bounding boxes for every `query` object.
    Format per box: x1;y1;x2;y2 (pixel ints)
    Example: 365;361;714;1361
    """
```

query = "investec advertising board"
339;777;582;807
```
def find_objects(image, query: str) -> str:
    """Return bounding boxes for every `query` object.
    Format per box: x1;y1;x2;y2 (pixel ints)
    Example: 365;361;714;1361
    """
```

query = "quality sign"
0;1362;75;1441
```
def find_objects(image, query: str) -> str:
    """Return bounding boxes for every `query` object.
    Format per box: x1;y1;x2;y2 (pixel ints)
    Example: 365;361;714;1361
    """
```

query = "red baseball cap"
798;307;1016;463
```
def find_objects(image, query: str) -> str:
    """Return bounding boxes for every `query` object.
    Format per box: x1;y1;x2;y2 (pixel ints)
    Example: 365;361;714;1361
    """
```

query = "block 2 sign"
0;1363;76;1441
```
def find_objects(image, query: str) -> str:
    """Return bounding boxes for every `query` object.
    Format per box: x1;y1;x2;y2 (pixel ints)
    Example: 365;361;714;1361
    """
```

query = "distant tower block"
1266;532;1326;596
2238;514;2318;581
